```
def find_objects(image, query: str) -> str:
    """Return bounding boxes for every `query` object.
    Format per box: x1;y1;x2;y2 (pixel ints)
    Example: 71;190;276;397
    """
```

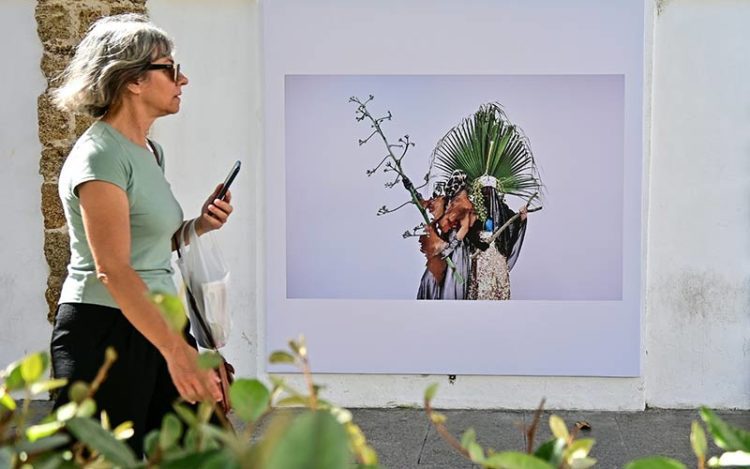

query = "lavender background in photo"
285;74;624;300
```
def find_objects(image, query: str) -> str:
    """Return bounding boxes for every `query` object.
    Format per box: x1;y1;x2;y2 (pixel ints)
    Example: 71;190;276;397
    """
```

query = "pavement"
22;402;750;468
349;408;750;468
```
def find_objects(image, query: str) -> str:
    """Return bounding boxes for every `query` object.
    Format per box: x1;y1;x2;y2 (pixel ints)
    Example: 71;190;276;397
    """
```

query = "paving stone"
616;409;696;465
351;409;428;469
417;409;526;467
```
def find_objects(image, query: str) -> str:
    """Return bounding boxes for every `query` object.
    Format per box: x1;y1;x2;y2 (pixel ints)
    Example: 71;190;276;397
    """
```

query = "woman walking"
50;14;233;455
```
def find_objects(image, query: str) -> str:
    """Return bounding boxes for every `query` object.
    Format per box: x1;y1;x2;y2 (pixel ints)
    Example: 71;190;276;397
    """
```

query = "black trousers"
51;303;195;457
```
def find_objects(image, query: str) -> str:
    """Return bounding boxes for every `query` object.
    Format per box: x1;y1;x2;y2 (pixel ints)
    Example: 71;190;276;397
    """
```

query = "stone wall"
35;0;147;321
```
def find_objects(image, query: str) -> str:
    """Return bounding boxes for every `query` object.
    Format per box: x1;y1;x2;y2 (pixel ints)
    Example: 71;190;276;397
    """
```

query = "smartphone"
216;160;241;201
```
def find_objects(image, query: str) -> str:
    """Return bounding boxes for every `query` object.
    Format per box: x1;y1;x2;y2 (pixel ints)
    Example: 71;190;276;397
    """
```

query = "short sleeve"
68;137;130;198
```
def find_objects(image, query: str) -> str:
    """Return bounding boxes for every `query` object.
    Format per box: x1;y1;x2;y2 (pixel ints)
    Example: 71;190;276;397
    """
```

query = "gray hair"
53;13;174;117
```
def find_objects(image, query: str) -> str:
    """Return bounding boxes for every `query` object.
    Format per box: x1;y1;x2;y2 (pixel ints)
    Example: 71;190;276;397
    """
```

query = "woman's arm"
79;181;221;404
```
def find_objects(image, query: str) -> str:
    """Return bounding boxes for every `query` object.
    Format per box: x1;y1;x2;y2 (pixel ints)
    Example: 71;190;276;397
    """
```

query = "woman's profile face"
139;55;188;117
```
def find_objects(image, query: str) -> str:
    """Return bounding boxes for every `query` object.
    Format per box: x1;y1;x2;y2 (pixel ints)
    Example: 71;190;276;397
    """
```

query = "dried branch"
384;174;403;189
425;398;471;460
375;111;392;124
366;155;391;176
350;95;431;227
352;95;464;282
377;201;412;216
525;398;546;454
402;223;427;238
358;129;378;146
88;347;118;398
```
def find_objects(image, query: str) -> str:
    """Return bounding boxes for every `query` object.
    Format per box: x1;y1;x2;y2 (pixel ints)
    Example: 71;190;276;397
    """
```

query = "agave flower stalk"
350;95;462;279
349;95;431;225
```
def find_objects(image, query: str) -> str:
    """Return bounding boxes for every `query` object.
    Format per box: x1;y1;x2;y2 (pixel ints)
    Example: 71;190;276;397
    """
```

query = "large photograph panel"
264;0;644;376
286;75;624;301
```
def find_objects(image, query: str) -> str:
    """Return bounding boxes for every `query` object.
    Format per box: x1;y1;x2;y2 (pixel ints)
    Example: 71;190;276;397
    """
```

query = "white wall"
1;0;747;409
0;1;52;367
645;0;750;409
148;0;263;378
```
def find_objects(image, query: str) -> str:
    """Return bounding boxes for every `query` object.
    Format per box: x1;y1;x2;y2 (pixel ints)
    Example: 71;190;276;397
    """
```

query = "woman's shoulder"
68;122;131;164
60;122;134;192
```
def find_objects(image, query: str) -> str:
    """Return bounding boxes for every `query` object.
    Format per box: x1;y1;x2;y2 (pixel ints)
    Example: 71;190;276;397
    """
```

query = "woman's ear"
125;78;144;96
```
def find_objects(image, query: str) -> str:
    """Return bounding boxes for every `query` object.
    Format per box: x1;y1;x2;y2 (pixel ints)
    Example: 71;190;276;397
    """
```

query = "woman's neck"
101;105;155;149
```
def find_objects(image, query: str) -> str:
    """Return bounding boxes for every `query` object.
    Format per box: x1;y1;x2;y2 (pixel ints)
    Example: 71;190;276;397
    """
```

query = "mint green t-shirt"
58;120;184;308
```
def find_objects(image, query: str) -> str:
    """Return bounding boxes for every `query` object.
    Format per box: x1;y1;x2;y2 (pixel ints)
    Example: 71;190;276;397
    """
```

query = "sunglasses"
145;63;181;83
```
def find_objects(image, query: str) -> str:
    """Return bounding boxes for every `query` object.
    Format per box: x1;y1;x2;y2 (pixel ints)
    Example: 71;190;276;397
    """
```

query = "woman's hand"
162;340;222;404
195;184;234;236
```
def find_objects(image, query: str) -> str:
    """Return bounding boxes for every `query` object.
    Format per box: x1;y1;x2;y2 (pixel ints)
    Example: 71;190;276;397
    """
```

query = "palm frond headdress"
429;103;542;207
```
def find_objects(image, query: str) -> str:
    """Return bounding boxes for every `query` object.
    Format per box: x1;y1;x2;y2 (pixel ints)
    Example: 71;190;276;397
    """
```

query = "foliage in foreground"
0;293;379;468
424;384;750;469
1;291;748;468
0;338;379;469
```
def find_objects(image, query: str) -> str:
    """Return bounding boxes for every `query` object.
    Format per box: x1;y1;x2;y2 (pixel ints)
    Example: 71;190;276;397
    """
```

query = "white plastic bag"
175;219;231;348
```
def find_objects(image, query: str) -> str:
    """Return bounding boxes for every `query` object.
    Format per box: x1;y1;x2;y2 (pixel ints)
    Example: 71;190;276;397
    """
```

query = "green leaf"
15;433;70;454
159;413;183;449
55;402;78;421
30;378;68;395
691;420;708;460
75;398;96;418
624;456;686;469
461;428;477;449
565;438;595;460
359;445;379;466
468;441;485;463
183;426;199;452
571;457;597;469
26;421;65;442
329;406;353;425
430;412;446;424
549;415;569;440
20;452;74;469
431;102;541;199
113;421;135;441
197;351;223;370
713;451;750;466
0;448;14;468
4;365;24;391
424;383;439;402
0;388;16;411
269;351;295;365
483;451;555;469
161;449;237;469
701;407;750;452
150;292;188;333
198;401;214;423
105;346;118;363
288;339;301;356
20;352;48;384
143;429;160;457
173;403;198;426
534;439;565;466
186;423;225;451
275;395;308;407
66;417;138;467
230;379;270;423
265;411;350;469
68;381;89;404
100;409;111;430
